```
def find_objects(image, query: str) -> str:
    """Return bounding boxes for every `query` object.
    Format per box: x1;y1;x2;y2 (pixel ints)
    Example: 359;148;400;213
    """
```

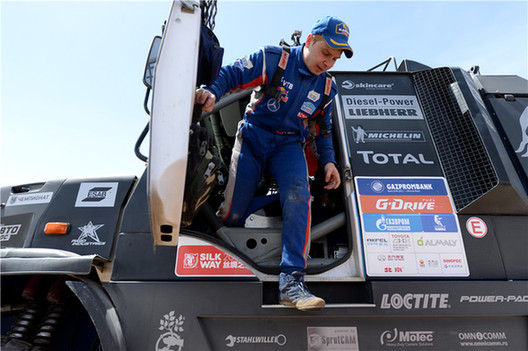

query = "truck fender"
66;279;126;351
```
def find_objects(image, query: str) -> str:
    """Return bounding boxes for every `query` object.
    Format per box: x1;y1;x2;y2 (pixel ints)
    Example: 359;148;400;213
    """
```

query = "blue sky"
1;0;527;186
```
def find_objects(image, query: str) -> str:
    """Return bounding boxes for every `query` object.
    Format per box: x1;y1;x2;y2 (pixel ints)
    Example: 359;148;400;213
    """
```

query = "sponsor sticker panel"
373;281;528;315
367;252;418;275
416;253;443;275
354;150;435;166
0;224;21;241
75;182;119;207
356;178;447;196
389;233;414;253
379;328;434;348
6;192;53;206
363;214;422;233
350;127;426;143
175;236;254;277
341;95;424;120
421;214;458;233
413;233;463;253
339;74;444;177
224;334;287;348
356;177;469;277
375;319;525;350
307;327;359;351
440;254;468;275
337;74;421;121
359;195;453;214
364;233;391;252
210;316;524;350
346;147;442;177
457;330;510;348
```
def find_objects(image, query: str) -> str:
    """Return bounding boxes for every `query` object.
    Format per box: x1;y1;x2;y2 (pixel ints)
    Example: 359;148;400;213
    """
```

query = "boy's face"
303;34;343;75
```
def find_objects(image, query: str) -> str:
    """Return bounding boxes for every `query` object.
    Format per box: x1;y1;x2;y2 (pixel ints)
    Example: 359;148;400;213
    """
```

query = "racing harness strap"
262;45;291;102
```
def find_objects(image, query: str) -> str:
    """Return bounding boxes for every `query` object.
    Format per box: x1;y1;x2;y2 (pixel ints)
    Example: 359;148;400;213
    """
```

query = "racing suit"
206;44;338;273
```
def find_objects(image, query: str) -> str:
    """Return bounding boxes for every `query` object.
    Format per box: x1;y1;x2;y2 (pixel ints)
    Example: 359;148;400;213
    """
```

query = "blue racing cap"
311;16;353;58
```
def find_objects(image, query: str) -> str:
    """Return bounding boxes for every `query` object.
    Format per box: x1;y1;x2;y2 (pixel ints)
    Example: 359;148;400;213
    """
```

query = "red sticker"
359;195;453;214
176;245;254;277
466;217;487;238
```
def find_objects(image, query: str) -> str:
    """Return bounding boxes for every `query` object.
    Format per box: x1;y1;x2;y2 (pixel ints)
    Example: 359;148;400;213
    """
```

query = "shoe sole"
279;300;295;307
280;298;326;311
296;299;325;312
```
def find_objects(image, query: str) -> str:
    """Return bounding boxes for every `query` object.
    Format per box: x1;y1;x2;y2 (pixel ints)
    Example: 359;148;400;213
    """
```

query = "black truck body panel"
2;30;527;351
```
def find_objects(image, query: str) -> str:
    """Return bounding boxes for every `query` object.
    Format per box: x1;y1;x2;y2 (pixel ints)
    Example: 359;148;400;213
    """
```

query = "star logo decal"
71;221;106;246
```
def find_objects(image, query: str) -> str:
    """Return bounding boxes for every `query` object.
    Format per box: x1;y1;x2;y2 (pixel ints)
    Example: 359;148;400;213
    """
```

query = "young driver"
196;16;353;311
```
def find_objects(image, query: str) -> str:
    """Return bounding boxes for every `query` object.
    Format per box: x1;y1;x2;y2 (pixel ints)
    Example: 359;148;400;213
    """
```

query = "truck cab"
2;1;527;350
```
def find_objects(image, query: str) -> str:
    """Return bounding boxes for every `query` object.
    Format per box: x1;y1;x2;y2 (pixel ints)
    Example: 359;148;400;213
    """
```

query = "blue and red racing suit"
207;44;338;273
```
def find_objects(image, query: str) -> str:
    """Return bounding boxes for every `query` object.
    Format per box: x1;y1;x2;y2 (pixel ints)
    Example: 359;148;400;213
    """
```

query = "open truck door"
148;0;201;247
